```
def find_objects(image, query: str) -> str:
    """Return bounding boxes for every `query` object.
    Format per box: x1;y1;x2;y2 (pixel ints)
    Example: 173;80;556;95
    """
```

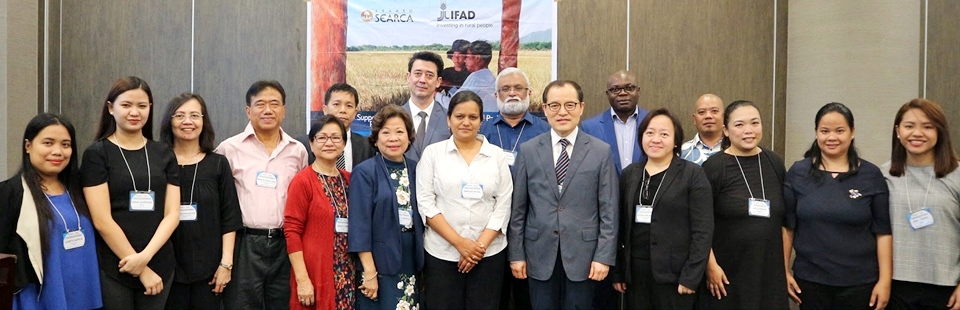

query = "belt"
242;227;284;238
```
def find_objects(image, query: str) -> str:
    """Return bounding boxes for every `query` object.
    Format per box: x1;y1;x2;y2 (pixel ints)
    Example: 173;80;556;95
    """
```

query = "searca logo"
361;9;414;23
436;1;476;21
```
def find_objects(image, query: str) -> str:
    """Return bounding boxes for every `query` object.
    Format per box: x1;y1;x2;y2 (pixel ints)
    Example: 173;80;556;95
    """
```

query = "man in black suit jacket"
300;83;375;169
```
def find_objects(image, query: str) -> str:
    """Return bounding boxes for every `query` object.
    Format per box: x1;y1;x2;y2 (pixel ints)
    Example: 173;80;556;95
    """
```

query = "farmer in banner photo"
456;40;498;113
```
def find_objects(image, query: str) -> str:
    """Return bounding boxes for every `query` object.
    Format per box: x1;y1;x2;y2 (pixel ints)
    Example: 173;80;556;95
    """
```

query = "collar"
493;112;535;128
240;122;295;146
444;135;496;156
551;127;579;146
608;107;639;122
692;133;723;149
408;99;436;117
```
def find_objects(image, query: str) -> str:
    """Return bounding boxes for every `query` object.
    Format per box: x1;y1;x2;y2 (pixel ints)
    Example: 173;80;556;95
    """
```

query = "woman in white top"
882;98;960;310
416;90;514;309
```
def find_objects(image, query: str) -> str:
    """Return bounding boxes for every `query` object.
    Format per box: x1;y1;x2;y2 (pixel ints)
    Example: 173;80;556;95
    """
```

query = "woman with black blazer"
612;108;714;309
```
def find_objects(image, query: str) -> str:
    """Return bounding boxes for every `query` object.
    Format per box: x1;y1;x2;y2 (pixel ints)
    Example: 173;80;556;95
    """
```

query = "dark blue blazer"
580;108;648;173
347;154;425;275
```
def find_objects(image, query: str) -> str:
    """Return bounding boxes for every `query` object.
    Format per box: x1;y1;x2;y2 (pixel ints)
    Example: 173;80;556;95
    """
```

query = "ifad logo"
436;1;476;21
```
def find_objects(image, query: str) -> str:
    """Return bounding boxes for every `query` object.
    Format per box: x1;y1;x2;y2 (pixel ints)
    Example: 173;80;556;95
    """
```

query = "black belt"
242;227;284;238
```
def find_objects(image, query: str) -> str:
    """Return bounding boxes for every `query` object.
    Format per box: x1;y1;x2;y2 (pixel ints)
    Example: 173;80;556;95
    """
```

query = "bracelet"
219;263;233;271
362;272;378;282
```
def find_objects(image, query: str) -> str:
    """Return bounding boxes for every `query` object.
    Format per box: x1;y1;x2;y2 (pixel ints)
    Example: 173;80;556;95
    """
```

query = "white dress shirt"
550;127;579;164
408;99;436;135
610;107;638;170
416;136;514;262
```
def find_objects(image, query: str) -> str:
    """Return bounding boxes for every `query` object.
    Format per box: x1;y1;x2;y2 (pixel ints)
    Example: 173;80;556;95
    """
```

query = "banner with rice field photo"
308;0;557;135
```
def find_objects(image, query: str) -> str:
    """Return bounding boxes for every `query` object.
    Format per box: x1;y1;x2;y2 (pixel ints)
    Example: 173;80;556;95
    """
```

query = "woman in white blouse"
416;90;514;309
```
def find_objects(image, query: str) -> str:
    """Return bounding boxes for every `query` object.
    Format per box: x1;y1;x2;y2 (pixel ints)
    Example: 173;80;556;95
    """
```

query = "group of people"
0;49;956;310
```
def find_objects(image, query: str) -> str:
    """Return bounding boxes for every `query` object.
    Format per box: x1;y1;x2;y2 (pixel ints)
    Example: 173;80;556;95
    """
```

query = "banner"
308;0;556;135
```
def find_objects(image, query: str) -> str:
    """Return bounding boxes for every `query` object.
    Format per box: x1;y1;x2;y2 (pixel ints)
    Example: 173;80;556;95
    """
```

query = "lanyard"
904;170;934;213
733;153;765;200
316;164;347;218
187;154;200;203
113;136;152;191
496;122;526;153
44;192;82;232
640;168;667;207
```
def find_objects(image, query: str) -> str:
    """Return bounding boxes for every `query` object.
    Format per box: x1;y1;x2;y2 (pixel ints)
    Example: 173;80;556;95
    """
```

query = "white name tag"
908;208;935;230
255;171;279;189
505;152;517;166
335;217;349;233
399;207;413;228
129;191;156;211
747;198;771;218
180;203;197;221
63;230;85;250
461;182;484;200
635;205;653;223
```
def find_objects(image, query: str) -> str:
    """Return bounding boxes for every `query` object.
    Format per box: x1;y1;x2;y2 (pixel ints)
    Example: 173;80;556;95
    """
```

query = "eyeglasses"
606;85;638;95
313;135;344;144
498;86;529;93
542;102;581;112
172;113;203;121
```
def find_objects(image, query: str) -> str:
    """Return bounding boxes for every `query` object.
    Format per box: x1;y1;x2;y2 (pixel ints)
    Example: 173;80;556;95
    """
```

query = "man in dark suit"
299;83;374;170
581;70;649;174
508;80;619;309
402;51;451;162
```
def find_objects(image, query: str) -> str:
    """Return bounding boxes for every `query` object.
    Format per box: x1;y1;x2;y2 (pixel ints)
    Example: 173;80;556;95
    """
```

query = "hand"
786;272;802;304
613;282;627;293
678;284;695;295
458;255;478;274
140;267;164;296
209;265;232;295
706;262;729;299
119;252;151;276
510;261;527;279
359;272;379;301
296;278;315;306
869;280;890;310
947;284;960;310
588;261;609;281
454;237;485;265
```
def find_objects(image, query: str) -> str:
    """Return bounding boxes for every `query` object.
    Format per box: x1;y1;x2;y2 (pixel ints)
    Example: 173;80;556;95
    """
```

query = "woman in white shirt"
416;90;514;309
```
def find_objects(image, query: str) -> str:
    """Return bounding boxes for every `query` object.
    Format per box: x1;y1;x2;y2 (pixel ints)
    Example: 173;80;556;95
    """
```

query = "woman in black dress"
159;92;243;309
81;76;181;309
700;100;789;309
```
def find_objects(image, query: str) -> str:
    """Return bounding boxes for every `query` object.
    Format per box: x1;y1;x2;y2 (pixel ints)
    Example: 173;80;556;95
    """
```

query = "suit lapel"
656;159;682;204
536;136;561;200
599;116;623;171
425;102;447;145
559;135;590;198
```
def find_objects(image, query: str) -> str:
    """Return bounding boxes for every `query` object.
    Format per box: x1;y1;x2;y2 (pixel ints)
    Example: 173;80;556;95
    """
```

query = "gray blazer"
508;131;619;282
403;101;450;162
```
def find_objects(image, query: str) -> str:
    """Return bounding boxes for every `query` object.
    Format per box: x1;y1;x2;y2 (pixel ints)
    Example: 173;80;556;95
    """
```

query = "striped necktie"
556;139;570;186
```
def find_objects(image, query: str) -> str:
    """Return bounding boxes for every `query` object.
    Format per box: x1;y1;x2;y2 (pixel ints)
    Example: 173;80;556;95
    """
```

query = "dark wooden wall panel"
194;0;307;143
557;0;629;118
59;1;192;149
925;0;960;151
629;0;785;154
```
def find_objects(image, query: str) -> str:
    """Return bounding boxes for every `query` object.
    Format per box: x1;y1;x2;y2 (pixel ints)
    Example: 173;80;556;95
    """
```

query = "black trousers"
222;231;291;310
100;269;174;310
888;280;956;310
795;278;873;310
422;251;506;310
500;267;532;310
528;253;595;310
625;257;695;310
166;275;222;310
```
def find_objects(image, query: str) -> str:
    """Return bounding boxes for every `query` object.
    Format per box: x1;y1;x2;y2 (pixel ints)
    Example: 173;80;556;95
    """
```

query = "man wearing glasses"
299;83;374;170
403;51;451;162
509;80;619;310
581;70;649;174
479;67;550;171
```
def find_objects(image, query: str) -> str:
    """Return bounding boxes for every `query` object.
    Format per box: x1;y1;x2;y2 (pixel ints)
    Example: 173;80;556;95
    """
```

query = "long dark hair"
889;98;959;178
20;113;90;256
159;92;216;152
94;76;155;141
720;100;759;150
803;102;860;179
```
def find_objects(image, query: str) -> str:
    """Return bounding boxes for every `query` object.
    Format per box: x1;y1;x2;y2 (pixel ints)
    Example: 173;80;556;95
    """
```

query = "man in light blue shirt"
581;70;648;173
680;94;725;165
456;40;497;112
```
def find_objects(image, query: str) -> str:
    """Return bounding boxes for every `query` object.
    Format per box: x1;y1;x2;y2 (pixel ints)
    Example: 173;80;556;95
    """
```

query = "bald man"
680;94;725;165
581;70;649;174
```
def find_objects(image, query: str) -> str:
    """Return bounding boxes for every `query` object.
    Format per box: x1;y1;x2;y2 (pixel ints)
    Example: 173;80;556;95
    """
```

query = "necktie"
556;139;570;187
336;152;346;170
416;111;427;149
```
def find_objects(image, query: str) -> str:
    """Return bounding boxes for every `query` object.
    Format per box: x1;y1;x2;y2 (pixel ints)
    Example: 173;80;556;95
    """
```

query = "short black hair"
542;80;584;104
468;40;493;67
309;114;348;143
447;91;484;117
637;108;685;157
368;105;416;151
245;80;286;106
407;51;444;74
324;83;359;105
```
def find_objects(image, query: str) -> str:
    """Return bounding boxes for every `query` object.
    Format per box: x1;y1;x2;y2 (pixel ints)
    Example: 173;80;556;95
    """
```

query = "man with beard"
581;70;648;174
680;94;724;165
479;67;549;174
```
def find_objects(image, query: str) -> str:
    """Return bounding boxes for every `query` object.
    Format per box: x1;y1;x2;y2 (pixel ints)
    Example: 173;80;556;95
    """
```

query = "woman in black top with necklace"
700;100;788;309
81;77;181;309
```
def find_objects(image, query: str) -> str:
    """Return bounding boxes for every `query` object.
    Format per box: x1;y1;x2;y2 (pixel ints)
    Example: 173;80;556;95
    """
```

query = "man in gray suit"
402;51;451;162
508;80;619;309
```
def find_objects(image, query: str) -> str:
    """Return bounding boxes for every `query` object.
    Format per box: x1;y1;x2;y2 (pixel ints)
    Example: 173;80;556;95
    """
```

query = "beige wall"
1;0;41;176
786;1;921;165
